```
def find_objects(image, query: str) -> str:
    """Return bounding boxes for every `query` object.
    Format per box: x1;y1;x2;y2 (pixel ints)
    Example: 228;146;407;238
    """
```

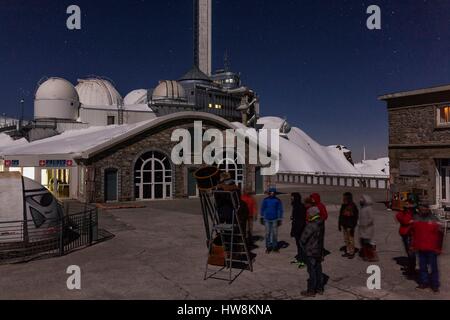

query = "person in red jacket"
395;200;417;277
310;193;329;259
241;188;257;245
411;205;444;293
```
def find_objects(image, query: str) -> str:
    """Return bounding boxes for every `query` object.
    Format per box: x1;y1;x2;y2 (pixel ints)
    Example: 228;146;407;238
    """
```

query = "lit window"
439;106;450;125
23;167;35;180
208;103;213;108
215;104;222;109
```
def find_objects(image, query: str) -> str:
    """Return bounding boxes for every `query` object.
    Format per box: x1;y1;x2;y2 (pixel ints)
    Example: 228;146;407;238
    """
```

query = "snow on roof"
123;104;154;113
1;112;236;159
0;134;28;154
255;117;361;175
0;123;146;157
355;157;389;176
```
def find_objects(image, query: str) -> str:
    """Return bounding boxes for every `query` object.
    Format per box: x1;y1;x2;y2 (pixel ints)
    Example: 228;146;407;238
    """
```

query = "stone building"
379;84;450;205
1;112;265;203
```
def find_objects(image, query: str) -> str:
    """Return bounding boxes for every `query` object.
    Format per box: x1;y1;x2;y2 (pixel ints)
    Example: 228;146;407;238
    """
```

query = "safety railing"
0;207;99;264
275;171;390;190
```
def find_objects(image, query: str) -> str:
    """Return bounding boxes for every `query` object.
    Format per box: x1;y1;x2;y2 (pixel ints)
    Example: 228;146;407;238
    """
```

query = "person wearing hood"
260;187;284;253
339;192;359;259
310;193;329;259
358;195;378;262
300;202;325;297
290;192;307;268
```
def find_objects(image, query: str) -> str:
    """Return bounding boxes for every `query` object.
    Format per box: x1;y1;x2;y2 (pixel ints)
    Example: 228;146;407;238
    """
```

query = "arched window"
134;151;172;200
217;152;244;189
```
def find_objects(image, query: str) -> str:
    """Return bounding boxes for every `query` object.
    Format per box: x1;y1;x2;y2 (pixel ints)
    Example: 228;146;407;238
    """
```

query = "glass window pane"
143;172;151;183
143;184;152;199
155;184;163;199
166;185;171;198
144;161;152;170
155;171;163;182
22;167;35;179
154;161;163;170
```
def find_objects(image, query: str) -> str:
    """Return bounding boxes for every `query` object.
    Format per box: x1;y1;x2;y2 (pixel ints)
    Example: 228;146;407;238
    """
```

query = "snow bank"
355;157;389;176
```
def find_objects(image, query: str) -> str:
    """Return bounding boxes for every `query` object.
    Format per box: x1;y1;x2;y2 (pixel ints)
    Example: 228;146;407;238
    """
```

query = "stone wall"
389;105;450;145
389;147;450;204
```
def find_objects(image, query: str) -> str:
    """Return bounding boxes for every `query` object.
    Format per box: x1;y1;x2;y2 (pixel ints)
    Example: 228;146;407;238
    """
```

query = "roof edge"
378;84;450;101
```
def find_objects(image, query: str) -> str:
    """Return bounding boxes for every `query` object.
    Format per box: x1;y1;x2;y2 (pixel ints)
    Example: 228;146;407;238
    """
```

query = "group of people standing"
216;171;444;297
338;192;378;261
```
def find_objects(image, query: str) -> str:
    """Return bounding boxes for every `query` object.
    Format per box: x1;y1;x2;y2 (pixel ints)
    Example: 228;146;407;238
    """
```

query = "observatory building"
0;0;263;202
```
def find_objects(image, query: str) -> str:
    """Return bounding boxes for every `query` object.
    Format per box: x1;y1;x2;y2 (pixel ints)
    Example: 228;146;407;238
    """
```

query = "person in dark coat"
300;204;325;297
290;192;307;268
339;192;359;259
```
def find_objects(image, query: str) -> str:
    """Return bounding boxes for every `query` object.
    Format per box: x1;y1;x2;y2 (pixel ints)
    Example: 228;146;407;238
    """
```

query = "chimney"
194;0;212;76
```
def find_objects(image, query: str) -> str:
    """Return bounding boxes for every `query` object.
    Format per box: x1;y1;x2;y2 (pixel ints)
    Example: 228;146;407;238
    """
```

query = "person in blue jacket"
260;187;284;253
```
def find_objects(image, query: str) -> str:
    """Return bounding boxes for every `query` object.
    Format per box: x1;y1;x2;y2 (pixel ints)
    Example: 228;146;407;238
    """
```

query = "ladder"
203;190;253;284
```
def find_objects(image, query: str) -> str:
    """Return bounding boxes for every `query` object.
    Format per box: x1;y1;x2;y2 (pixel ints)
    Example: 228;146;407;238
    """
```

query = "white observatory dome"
76;78;123;106
152;80;186;101
34;77;80;120
124;89;148;105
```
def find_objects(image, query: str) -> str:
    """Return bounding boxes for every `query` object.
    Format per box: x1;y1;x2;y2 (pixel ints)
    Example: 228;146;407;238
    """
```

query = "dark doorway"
105;169;118;202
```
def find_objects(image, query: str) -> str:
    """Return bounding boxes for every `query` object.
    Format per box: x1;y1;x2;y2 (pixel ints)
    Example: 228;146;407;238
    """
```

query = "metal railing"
0;207;99;264
275;171;390;190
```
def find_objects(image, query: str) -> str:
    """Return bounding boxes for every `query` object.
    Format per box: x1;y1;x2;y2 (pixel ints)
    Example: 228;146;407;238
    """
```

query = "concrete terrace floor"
0;185;449;300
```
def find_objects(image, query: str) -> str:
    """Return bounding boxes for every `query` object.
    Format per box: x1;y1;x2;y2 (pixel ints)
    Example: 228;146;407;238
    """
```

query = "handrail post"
88;209;93;245
59;216;64;256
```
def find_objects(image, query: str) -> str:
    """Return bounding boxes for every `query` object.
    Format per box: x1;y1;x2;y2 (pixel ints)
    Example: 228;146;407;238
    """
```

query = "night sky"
0;0;449;161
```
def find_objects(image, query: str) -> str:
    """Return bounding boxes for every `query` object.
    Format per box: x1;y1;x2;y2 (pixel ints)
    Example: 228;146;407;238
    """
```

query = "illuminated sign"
39;160;73;167
4;160;19;167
